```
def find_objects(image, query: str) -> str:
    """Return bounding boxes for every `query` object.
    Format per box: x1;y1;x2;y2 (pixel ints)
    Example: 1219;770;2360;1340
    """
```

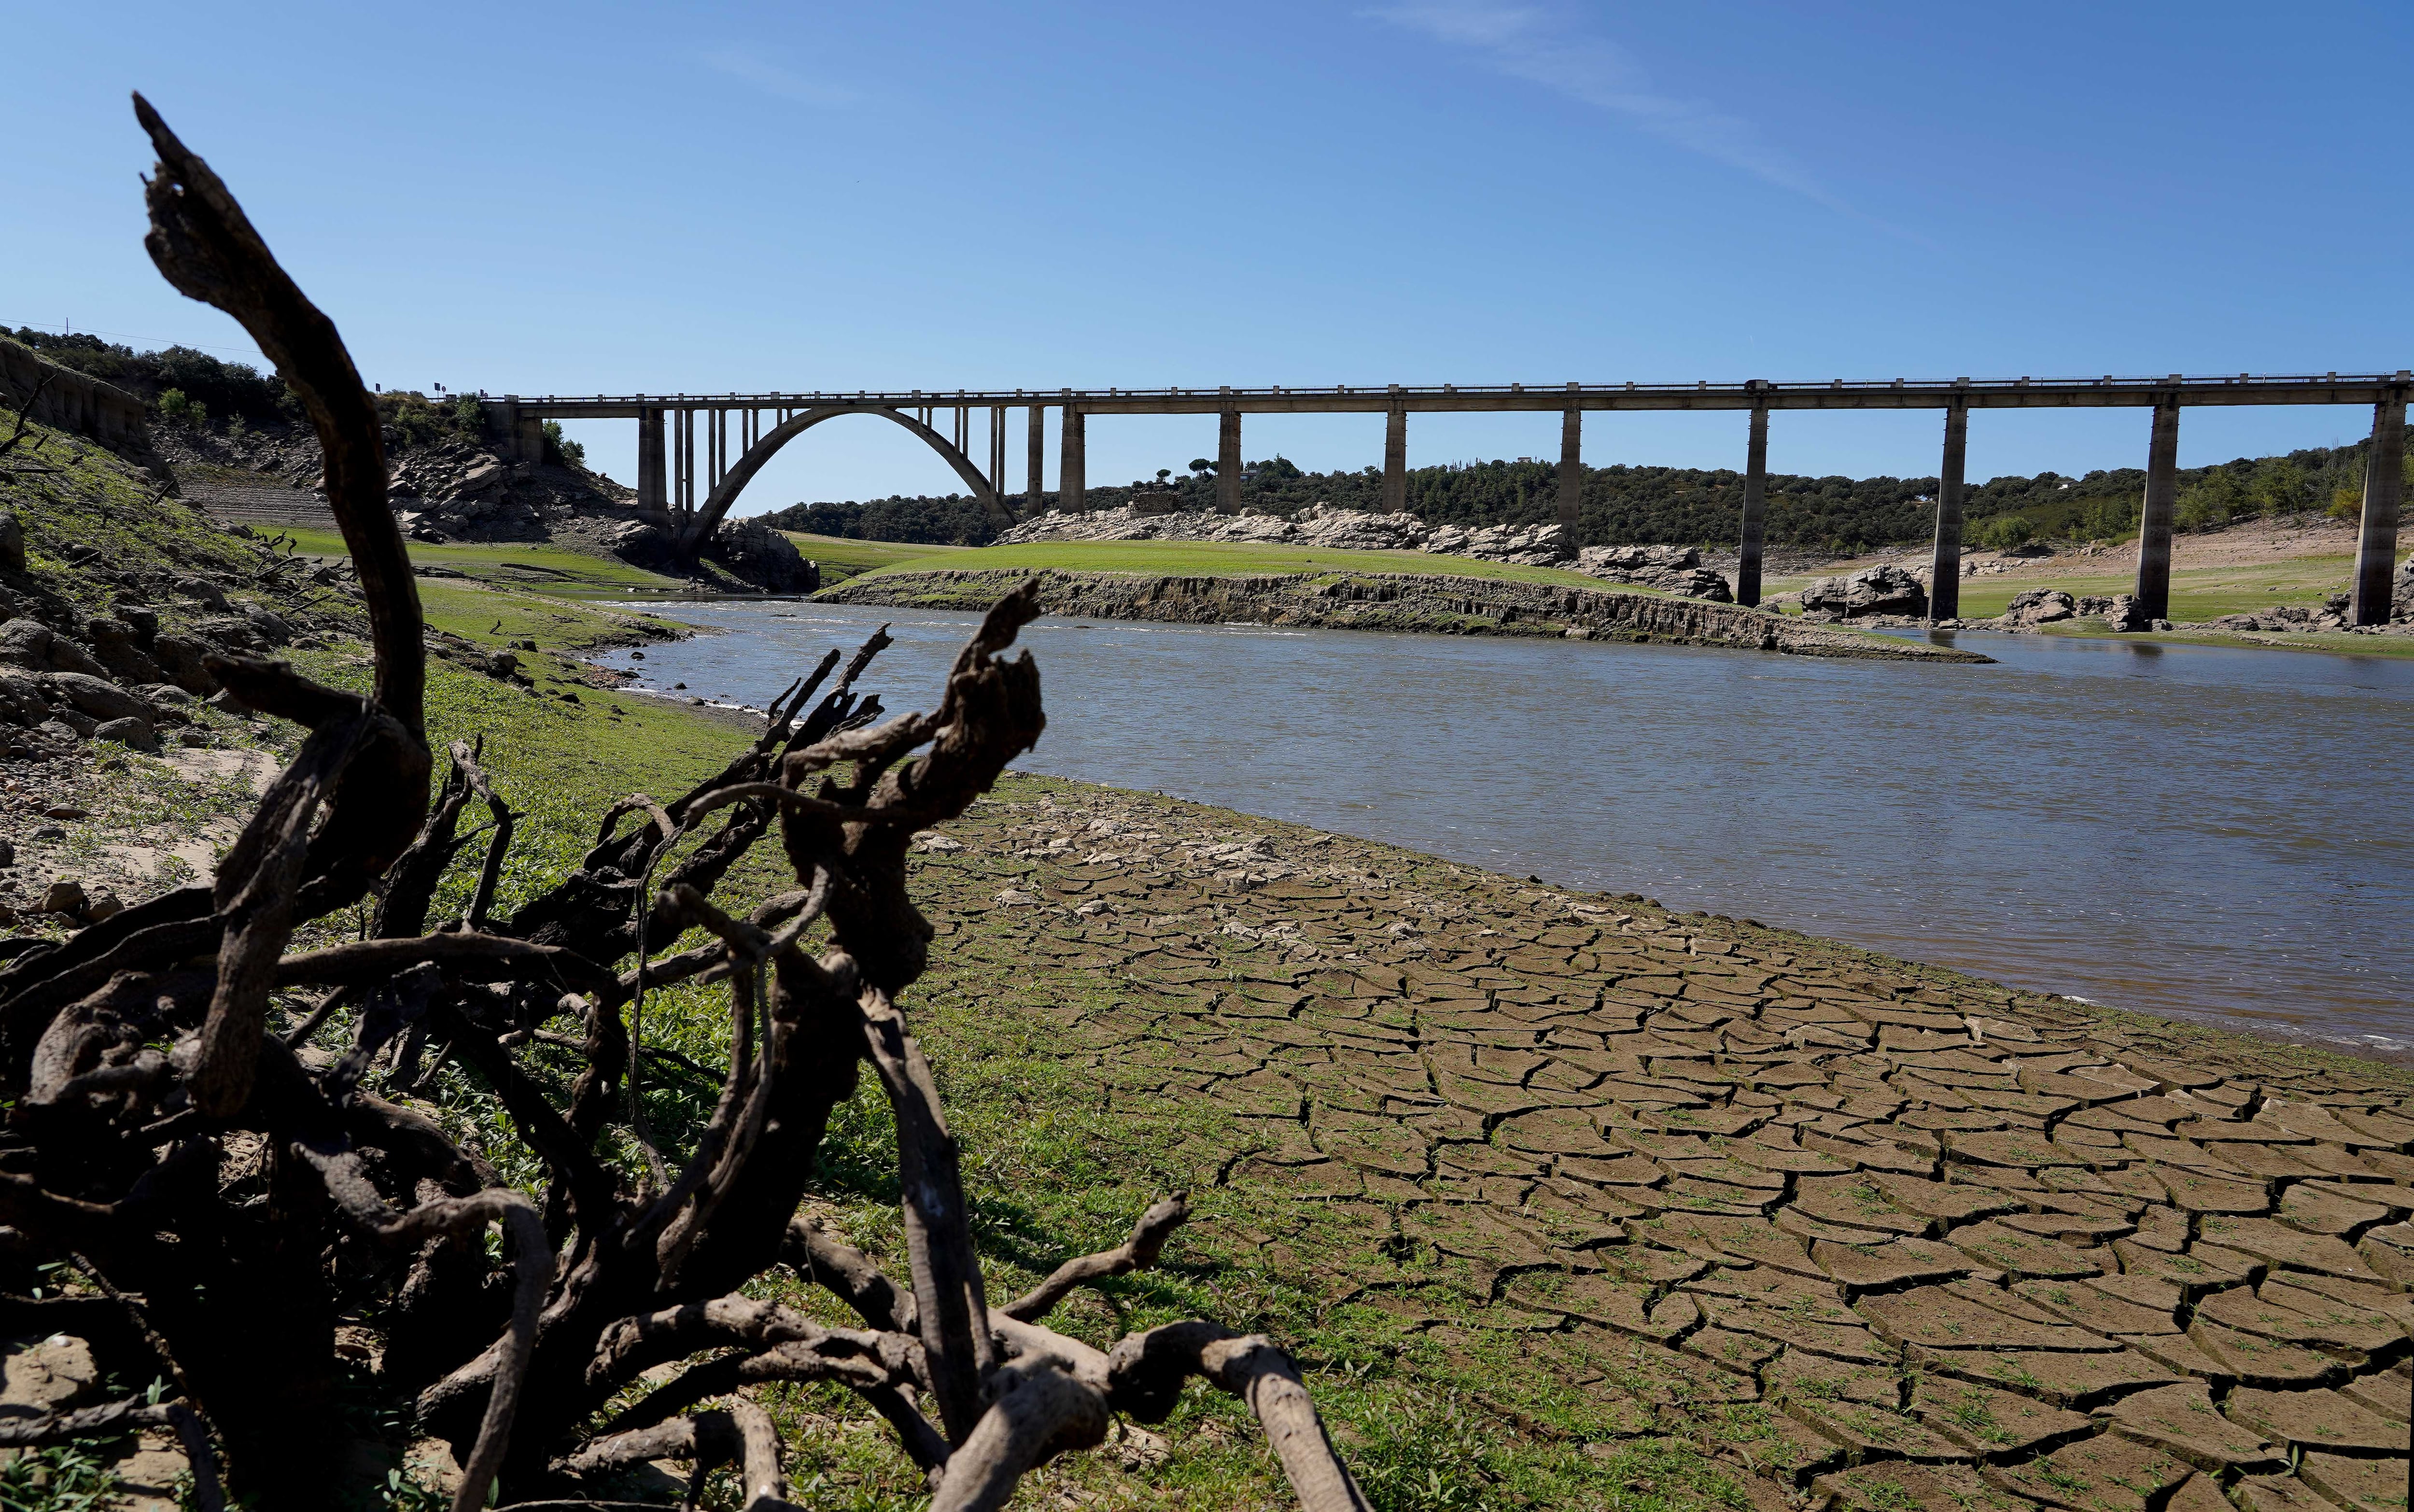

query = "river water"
594;604;2414;1050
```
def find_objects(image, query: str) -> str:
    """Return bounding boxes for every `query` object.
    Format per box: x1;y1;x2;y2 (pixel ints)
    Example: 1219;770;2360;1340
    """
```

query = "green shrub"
1975;514;2035;550
542;419;585;466
155;387;206;425
377;392;488;452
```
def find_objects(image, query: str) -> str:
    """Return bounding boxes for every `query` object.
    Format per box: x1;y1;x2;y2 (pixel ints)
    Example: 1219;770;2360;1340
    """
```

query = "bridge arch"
675;406;1014;555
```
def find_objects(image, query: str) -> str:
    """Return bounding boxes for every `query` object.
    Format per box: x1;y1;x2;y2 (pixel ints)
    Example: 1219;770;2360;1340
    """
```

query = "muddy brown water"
596;604;2414;1051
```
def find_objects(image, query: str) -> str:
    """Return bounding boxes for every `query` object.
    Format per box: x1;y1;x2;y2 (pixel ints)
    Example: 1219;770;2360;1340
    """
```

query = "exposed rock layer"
996;504;1740;600
818;568;1990;662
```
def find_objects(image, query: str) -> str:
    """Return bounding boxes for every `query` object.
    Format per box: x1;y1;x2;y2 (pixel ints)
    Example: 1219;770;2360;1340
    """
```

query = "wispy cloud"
702;49;860;108
1366;2;1844;212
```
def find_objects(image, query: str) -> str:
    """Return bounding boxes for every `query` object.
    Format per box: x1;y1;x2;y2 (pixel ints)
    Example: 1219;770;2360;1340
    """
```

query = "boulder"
1655;567;1736;603
45;672;152;725
1799;564;1929;619
38;882;85;917
1575;545;1736;602
45;635;108;680
1423;520;1574;566
0;618;52;672
457;458;510;496
192;617;266;654
175;576;231;612
93;716;158;753
488;651;519;678
2394;558;2414;622
1581;544;1698;575
0;512;22;573
707;518;820;593
84;617;164;684
2102;594;2151;632
608;520;676;571
1292;506;1429;552
245;608;293;646
2002;588;2077;626
115;605;158;644
0;674;45;728
148;635;218;696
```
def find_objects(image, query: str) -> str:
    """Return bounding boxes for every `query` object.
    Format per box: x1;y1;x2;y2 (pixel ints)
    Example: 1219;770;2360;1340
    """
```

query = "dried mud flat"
914;774;2414;1512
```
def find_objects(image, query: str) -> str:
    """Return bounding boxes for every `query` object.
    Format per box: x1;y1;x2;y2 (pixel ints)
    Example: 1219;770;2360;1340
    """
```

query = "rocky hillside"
164;410;814;592
0;411;366;752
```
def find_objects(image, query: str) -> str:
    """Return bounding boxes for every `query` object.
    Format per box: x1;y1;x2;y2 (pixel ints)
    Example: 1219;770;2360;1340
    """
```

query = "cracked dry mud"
912;776;2414;1512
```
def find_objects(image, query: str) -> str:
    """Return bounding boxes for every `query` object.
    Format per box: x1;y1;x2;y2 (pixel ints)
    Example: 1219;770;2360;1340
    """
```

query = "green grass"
1761;552;2357;624
1948;553;2357;621
414;577;684;653
777;531;970;581
281;643;765;935
277;526;689;601
0;417;264;625
847;538;1642;592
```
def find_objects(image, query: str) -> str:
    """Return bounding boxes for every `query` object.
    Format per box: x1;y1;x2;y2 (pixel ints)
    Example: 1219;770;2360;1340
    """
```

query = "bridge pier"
2133;396;2181;621
1927;399;1969;621
1062;406;1085;512
1557;400;1581;531
989;406;1007;506
674;407;695;515
637;405;666;513
1027;405;1045;517
2351;384;2408;625
1383;402;1407;514
1218;409;1242;513
1738;402;1768;608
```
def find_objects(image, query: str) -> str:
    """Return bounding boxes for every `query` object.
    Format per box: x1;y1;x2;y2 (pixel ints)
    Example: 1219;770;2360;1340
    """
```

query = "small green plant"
155;387;205;425
0;1440;123;1511
1345;1386;1498;1512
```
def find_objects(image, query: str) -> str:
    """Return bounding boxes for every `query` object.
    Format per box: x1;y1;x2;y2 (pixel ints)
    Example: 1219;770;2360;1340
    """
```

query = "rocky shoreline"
817;567;1993;662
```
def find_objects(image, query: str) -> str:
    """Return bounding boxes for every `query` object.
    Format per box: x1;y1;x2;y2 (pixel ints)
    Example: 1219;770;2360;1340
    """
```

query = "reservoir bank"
595;602;2414;1050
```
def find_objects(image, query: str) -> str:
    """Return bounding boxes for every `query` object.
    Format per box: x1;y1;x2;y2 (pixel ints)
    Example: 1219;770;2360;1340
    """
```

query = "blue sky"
5;2;2410;512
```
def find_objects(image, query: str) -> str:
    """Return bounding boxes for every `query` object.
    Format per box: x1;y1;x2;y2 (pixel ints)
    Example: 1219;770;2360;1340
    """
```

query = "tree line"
9;328;593;463
764;438;2406;551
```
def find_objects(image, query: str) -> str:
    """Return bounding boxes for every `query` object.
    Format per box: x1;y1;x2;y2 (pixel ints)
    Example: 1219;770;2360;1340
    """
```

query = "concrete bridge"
490;372;2413;626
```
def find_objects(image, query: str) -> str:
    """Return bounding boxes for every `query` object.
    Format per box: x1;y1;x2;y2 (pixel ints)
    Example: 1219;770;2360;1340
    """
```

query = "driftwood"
0;95;1367;1511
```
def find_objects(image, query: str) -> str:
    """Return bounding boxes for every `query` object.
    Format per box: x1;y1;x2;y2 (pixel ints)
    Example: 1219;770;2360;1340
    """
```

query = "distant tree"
156;387;206;425
542;418;586;466
1975;514;2035;550
1190;457;1213;475
1156;468;1172;483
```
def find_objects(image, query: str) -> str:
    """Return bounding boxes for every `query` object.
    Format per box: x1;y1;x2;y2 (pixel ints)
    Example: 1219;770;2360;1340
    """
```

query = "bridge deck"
497;372;2410;419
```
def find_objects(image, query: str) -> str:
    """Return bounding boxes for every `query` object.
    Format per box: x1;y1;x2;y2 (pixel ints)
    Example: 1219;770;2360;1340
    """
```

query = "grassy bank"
778;530;970;582
844;538;1634;592
278;525;689;600
1950;554;2357;621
